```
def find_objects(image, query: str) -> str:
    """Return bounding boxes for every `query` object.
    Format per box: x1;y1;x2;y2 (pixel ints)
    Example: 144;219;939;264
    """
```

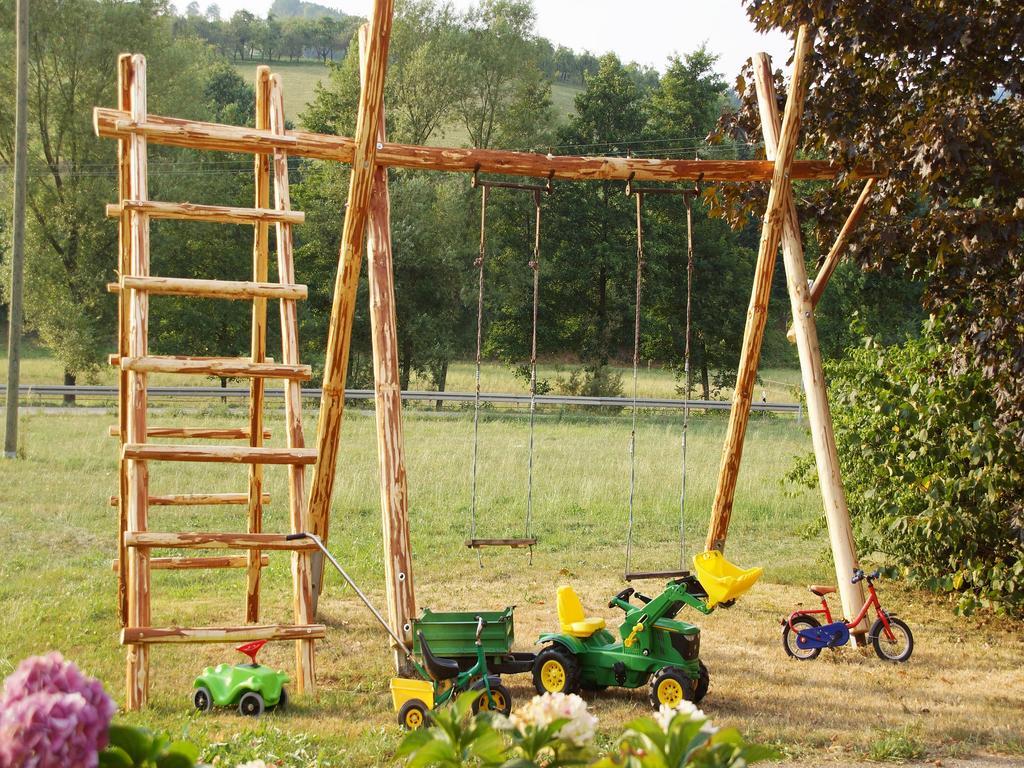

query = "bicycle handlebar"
851;568;882;584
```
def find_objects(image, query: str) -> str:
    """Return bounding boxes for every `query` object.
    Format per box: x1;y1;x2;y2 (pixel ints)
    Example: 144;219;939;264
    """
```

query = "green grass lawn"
1;406;1022;765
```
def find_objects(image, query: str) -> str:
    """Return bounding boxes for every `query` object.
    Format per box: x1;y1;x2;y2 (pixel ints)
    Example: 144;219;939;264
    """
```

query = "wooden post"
269;75;317;694
3;0;28;460
808;178;876;306
115;54;132;625
307;0;394;543
125;53;151;710
751;47;867;633
705;28;815;553
246;66;272;624
358;24;417;674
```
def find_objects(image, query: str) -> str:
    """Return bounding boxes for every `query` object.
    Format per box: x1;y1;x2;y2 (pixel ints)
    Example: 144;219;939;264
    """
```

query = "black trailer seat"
418;633;460;681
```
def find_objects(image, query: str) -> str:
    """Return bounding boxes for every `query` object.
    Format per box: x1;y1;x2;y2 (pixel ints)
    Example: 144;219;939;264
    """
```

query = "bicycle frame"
787;579;896;643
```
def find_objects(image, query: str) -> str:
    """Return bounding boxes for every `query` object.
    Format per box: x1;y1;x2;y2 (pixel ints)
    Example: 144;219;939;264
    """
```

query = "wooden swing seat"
465;537;538;549
624;569;691;582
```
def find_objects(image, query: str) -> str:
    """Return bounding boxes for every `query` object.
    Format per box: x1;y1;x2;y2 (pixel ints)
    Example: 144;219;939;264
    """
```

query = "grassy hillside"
233;59;584;141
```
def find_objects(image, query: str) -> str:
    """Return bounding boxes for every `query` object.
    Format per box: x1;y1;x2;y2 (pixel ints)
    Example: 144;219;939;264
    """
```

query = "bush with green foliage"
794;325;1024;615
397;691;775;768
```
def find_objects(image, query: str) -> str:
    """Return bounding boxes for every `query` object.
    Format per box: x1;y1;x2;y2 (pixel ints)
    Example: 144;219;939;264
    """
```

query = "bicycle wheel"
870;616;913;662
781;616;822;660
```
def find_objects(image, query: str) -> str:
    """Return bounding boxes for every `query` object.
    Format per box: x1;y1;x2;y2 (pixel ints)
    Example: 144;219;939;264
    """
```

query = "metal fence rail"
1;384;801;414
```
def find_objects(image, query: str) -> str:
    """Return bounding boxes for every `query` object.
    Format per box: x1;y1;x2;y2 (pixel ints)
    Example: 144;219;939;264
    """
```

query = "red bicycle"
781;569;914;662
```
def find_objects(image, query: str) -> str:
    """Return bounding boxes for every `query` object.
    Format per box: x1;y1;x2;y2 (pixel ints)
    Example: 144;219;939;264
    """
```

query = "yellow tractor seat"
557;585;606;638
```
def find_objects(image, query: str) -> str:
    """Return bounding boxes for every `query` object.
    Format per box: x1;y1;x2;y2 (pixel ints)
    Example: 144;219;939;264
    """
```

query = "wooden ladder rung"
120;355;310;380
108;425;271;439
109;492;270;507
106;200;304;225
122;444;317;465
110;554;268;571
121;623;326;645
125;531;319;551
624;570;692;582
465;537;538;549
113;276;307;301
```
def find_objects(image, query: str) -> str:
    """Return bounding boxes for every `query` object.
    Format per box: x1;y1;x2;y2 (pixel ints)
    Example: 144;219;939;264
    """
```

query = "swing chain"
524;189;543;564
469;184;488;567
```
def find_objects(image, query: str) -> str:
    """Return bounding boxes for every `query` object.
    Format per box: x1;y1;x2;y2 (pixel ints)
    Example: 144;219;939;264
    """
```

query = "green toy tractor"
533;556;760;709
192;640;289;717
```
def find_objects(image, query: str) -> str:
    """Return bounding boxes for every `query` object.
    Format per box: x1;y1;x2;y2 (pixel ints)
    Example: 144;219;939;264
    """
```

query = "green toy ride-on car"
534;555;761;709
192;640;289;717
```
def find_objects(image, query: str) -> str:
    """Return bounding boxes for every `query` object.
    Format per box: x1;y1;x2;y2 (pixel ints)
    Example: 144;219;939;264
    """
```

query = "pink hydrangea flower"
0;653;116;768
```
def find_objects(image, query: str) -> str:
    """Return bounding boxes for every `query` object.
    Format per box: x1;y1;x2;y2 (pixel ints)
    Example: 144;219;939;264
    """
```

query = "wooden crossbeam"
110;554;269;570
117;276;307;301
122;443;317;465
121;623;326;644
108;425;271;439
125;531;319;551
93;107;885;183
106;200;304;226
109;493;270;507
120;355;311;380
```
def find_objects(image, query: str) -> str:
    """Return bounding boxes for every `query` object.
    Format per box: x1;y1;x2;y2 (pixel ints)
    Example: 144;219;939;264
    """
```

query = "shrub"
795;325;1024;615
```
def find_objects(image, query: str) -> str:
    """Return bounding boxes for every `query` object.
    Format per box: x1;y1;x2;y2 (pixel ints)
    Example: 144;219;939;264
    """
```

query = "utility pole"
4;0;29;459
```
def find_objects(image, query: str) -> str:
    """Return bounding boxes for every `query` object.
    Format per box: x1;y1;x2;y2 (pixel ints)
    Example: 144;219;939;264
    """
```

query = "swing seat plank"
465;537;538;549
624;569;691;582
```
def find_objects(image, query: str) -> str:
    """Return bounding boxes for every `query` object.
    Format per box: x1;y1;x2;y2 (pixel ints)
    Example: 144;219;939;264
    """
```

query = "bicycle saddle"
808;585;836;597
418;633;460;681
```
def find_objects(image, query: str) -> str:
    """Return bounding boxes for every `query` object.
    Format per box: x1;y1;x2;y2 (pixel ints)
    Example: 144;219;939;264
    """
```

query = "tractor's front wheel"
533;646;580;695
693;661;709;703
649;667;695;709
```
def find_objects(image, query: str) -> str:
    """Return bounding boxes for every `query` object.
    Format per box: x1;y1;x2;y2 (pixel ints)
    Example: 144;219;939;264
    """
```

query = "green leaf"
106;724;154;765
98;747;134;768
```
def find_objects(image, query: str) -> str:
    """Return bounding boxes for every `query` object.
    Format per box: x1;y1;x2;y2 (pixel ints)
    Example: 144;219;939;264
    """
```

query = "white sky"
206;0;794;80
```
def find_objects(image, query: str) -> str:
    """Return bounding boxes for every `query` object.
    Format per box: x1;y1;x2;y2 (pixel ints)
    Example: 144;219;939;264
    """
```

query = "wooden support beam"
115;53;131;629
122;444;317;465
106;200;304;226
752;46;867;634
249;68;271;628
109;493;271;507
124;52;150;711
269;73;316;695
120;276;307;301
120;355;310;380
706;31;815;554
110;555;269;570
94;107;885;183
125;532;320;551
121;623;325;644
108;425;271;439
359;24;416;673
307;0;394;544
809;178;877;306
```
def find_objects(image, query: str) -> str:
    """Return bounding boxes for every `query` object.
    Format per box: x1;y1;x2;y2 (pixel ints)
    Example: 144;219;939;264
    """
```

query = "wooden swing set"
95;4;882;708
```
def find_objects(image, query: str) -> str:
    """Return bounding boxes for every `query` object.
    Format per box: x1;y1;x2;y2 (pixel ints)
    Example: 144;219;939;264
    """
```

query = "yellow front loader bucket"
693;550;763;608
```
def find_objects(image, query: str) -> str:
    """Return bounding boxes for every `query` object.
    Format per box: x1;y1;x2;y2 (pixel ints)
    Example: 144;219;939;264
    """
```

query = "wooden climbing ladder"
106;54;323;709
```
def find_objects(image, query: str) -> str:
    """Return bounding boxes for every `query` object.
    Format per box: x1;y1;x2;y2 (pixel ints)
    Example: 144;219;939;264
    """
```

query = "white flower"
236;761;268;768
654;700;708;732
510;692;598;747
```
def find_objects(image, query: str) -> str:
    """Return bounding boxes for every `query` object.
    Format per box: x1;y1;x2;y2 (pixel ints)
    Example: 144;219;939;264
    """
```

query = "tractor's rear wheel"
693;661;709;703
533;646;580;695
649;667;695;710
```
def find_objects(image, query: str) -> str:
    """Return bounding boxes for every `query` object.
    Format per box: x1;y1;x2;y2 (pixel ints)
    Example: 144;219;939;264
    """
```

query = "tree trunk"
63;371;76;405
700;342;710;401
434;359;448;412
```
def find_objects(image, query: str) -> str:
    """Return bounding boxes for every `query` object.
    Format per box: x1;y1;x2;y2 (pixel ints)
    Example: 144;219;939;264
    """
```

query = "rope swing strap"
624;189;645;579
468;184;488;561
